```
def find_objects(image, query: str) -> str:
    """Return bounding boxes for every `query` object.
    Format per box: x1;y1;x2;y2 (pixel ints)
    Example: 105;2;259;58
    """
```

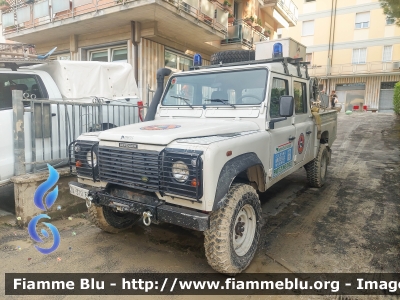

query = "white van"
0;60;140;186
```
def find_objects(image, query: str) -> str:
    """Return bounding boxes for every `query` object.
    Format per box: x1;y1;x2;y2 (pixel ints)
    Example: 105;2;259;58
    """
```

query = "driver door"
268;76;296;182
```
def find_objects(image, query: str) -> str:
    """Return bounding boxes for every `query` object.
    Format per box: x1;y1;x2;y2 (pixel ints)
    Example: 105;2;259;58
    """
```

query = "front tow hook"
86;196;93;208
143;211;153;226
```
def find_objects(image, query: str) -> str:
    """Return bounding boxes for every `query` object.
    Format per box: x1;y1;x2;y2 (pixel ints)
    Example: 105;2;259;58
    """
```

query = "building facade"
281;0;400;112
1;0;297;103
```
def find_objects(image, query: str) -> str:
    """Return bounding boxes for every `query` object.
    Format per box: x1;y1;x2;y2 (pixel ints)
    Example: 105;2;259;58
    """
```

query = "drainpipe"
327;0;334;78
131;21;139;85
331;0;338;73
327;0;337;94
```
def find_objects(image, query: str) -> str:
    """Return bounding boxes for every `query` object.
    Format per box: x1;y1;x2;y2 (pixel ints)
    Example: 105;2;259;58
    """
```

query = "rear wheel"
305;144;329;188
204;183;262;274
88;205;139;233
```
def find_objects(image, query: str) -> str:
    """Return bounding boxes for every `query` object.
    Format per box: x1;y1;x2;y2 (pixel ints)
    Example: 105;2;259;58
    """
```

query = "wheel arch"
212;152;265;211
320;131;329;144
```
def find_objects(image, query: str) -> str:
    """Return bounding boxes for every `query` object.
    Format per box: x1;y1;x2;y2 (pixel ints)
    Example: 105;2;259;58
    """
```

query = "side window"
270;78;288;118
0;74;45;110
294;81;307;114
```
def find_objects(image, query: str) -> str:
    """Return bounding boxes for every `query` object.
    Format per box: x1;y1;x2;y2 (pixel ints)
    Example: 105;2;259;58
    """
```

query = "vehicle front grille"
97;146;203;201
98;146;160;192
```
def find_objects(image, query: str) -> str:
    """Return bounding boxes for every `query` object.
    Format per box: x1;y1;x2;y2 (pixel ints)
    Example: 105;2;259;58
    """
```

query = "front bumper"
69;181;209;231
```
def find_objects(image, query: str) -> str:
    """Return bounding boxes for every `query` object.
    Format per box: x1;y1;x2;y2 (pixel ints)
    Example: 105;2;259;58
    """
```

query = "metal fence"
12;90;144;175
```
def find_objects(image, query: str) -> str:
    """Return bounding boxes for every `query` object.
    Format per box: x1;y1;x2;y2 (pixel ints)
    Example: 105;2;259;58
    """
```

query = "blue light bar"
273;43;283;58
194;53;202;66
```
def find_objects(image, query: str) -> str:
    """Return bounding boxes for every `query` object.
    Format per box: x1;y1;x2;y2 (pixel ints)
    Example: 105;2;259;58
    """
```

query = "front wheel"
204;183;262;275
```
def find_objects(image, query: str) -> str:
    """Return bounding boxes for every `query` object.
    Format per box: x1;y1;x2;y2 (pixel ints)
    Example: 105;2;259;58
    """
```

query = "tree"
394;82;400;115
380;0;400;26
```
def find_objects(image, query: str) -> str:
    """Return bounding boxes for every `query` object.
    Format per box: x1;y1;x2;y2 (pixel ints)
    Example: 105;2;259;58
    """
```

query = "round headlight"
86;151;97;167
172;161;189;183
74;145;81;152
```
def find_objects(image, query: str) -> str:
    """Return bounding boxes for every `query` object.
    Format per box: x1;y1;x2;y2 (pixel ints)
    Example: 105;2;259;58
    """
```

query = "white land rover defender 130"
69;42;337;274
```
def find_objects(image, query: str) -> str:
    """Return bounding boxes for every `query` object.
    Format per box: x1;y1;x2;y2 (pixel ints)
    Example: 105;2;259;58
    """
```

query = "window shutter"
355;12;370;23
352;49;359;64
302;20;314;36
383;46;392;62
359;48;366;64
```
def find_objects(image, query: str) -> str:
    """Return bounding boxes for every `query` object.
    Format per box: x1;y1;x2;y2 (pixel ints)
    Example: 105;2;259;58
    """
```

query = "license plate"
69;184;89;200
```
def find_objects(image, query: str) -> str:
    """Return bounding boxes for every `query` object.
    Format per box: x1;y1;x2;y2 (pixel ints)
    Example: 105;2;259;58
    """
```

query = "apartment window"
386;17;395;25
89;46;128;63
294;81;307;114
355;12;370;29
165;50;193;71
352;48;367;64
302;20;314;36
382;46;393;62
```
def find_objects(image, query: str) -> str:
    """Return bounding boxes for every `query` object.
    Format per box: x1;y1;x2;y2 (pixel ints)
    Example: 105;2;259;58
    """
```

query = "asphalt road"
0;112;399;300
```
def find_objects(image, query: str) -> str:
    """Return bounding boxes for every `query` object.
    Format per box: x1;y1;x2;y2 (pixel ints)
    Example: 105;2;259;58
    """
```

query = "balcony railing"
163;0;228;33
2;0;227;35
2;0;138;35
263;0;298;24
308;61;400;77
221;20;269;48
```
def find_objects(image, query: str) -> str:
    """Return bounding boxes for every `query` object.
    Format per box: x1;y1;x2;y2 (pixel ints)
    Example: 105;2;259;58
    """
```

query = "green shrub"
394;81;400;115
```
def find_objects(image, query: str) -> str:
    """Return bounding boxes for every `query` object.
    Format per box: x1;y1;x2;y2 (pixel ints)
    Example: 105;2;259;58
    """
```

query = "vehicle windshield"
162;69;268;107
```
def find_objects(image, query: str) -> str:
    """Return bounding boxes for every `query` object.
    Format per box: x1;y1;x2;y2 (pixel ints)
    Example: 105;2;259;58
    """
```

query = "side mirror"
279;96;294;117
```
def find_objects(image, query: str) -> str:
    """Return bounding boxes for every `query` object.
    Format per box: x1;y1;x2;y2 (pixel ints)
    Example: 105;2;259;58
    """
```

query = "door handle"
306;130;312;135
288;136;295;141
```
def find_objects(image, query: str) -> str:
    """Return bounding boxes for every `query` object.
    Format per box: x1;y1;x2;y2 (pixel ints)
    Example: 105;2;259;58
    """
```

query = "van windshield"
162;69;268;107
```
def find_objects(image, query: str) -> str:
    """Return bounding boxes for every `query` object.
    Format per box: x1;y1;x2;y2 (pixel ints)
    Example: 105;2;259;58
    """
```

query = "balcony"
164;0;228;34
221;20;269;49
262;0;298;27
308;61;400;78
1;0;227;52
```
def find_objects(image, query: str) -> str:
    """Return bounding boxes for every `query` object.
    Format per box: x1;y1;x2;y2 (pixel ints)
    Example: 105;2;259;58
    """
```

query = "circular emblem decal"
298;133;305;154
140;125;181;131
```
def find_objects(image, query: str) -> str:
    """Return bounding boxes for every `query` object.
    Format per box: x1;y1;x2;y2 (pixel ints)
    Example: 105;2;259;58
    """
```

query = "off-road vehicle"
69;43;337;274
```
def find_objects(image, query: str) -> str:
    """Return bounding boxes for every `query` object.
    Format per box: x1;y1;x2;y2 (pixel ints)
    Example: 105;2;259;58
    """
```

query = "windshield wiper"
204;98;236;108
170;95;193;108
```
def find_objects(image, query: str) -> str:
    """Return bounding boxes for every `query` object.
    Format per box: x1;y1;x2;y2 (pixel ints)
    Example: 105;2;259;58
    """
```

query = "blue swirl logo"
28;164;61;254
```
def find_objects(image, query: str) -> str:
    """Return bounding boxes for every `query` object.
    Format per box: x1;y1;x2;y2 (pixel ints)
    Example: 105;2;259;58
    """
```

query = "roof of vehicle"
182;58;310;79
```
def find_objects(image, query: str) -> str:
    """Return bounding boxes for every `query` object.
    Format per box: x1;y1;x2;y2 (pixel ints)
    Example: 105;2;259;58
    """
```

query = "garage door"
336;83;366;111
379;82;396;113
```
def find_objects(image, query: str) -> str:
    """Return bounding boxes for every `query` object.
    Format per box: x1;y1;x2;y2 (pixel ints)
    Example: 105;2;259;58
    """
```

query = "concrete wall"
11;168;86;226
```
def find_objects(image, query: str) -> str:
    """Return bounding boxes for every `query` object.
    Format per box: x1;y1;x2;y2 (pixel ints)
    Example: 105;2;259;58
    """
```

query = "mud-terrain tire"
88;205;139;233
204;183;262;274
305;144;329;188
210;50;255;65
